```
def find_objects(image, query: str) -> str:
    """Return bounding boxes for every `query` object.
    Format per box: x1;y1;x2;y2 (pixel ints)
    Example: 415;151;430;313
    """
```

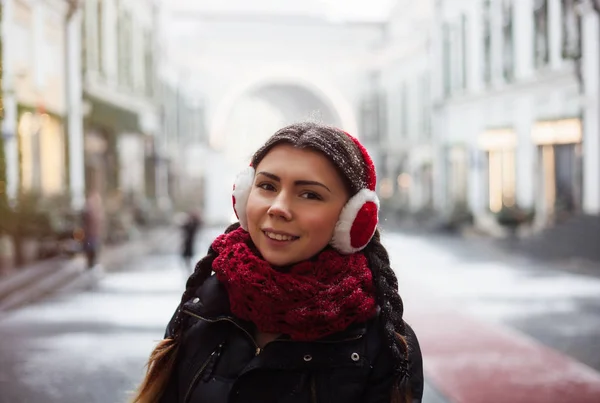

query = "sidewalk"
0;226;179;312
403;279;600;403
381;229;600;403
381;223;600;279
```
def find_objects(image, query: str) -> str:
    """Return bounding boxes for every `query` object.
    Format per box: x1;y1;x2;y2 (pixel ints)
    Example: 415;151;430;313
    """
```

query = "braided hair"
131;122;411;402
131;224;239;403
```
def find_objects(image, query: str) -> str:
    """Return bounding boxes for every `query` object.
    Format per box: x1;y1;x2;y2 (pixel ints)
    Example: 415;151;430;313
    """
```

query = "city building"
374;0;436;220
81;0;160;212
1;0;74;204
431;0;600;234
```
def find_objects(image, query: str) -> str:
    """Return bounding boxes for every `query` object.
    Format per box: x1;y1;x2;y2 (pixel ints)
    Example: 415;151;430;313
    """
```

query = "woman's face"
246;144;350;267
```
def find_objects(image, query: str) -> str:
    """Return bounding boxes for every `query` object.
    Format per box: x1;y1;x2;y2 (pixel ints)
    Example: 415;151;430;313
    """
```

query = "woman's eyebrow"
256;171;332;193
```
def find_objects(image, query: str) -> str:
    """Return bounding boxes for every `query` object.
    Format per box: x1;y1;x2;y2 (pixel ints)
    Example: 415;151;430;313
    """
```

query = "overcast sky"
163;0;396;22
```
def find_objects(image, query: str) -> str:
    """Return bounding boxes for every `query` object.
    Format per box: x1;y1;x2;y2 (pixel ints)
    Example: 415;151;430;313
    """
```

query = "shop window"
18;112;36;192
39;115;66;195
448;146;469;205
487;149;516;213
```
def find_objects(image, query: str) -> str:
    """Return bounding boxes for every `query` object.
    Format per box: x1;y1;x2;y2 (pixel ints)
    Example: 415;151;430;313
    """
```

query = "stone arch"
208;68;359;149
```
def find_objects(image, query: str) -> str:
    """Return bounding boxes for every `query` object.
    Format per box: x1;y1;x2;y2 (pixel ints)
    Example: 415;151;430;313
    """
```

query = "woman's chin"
262;253;297;268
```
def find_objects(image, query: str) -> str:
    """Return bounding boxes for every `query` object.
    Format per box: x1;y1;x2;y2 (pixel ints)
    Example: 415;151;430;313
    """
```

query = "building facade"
81;0;160;212
432;0;600;234
374;0;436;219
1;0;73;204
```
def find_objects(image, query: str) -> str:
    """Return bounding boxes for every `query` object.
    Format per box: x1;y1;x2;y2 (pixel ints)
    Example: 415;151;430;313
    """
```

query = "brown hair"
131;122;411;403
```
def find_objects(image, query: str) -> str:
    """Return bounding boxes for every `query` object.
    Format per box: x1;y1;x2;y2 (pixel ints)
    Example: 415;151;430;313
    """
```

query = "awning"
532;118;582;145
83;94;141;134
478;129;517;150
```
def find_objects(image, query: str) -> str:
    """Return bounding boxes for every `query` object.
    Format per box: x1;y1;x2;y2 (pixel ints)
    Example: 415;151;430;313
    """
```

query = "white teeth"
265;231;295;241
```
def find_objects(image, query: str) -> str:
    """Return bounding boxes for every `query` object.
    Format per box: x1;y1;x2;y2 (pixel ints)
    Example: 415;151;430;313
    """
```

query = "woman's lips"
262;230;299;242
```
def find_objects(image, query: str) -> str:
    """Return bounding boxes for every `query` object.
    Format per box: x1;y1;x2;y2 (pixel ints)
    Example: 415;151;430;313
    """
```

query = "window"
460;14;468;89
561;0;581;60
502;0;514;81
117;7;124;86
533;0;549;68
117;9;133;88
97;0;103;76
442;23;451;96
378;90;387;140
420;73;431;139
144;29;154;97
482;0;492;85
400;82;408;137
83;0;98;72
450;24;461;92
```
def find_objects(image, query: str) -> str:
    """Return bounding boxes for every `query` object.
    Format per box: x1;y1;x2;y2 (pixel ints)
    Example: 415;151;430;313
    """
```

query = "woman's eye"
301;192;322;201
257;183;276;191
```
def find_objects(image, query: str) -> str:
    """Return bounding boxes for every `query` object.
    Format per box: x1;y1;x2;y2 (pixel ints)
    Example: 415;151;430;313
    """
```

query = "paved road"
0;228;598;402
384;231;600;373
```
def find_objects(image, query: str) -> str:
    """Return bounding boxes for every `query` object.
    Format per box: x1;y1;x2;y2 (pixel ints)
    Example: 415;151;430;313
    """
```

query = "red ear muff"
329;132;380;254
232;166;255;230
330;189;380;254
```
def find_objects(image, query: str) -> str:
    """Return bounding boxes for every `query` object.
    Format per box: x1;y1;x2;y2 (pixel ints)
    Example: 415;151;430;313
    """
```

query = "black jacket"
160;276;424;403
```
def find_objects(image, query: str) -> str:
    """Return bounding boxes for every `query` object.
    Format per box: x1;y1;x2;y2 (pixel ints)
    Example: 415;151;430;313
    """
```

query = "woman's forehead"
256;145;342;179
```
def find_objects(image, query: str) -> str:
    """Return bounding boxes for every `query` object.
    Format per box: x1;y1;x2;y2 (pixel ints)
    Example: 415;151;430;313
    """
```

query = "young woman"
132;122;424;403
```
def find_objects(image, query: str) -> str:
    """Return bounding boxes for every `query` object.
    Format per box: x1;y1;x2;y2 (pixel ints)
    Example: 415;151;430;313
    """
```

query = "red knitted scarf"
211;228;377;341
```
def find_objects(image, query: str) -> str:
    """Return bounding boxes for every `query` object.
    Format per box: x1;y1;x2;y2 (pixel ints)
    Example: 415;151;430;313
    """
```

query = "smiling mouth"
263;231;299;242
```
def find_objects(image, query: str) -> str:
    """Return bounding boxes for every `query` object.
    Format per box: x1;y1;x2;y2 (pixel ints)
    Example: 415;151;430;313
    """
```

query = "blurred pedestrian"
180;209;202;273
132;122;423;403
81;190;104;270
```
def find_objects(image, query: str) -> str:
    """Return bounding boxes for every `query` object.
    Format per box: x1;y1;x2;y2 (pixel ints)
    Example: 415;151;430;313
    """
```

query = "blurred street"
1;0;600;402
0;227;599;403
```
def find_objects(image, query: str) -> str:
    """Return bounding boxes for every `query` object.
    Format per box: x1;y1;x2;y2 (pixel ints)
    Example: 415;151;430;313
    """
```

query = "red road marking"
401;281;600;403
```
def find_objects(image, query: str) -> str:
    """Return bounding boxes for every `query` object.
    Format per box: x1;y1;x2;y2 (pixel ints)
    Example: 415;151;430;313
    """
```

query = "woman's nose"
267;194;293;221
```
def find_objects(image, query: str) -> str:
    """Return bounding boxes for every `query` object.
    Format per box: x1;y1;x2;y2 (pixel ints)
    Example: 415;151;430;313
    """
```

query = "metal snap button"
192;297;200;303
351;353;360;361
303;354;313;362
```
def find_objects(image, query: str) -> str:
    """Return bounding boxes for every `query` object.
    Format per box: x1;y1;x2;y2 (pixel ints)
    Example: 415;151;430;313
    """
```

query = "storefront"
445;144;469;209
478;128;517;213
16;106;67;197
532;118;583;223
83;94;141;197
408;145;434;211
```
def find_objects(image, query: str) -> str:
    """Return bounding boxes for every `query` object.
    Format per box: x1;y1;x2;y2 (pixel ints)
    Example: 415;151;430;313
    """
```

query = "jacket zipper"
310;374;318;403
183;310;364;402
183;310;262;355
183;343;223;403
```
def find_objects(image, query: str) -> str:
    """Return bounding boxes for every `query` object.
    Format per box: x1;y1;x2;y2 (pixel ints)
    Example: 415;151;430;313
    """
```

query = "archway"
202;72;359;225
209;70;359;151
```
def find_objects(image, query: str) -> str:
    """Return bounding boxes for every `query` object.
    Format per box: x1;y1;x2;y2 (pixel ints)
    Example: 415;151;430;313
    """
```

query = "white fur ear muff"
330;189;380;254
232;166;255;231
328;131;380;254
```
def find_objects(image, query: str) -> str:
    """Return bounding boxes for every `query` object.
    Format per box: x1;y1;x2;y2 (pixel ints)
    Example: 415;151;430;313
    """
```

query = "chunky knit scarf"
211;228;377;341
